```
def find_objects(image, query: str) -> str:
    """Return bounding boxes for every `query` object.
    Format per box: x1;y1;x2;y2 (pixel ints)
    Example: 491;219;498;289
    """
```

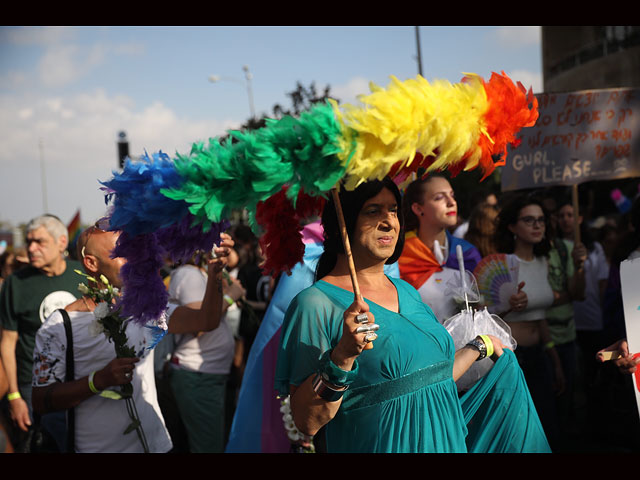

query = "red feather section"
389;72;539;184
255;187;326;277
473;71;539;180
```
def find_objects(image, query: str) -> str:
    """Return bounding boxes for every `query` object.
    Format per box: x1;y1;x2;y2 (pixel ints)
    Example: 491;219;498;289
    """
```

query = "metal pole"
39;138;48;212
415;26;423;76
242;65;256;119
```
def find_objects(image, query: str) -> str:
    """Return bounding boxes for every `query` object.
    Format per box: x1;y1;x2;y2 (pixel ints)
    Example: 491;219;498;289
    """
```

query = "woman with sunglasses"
493;193;570;450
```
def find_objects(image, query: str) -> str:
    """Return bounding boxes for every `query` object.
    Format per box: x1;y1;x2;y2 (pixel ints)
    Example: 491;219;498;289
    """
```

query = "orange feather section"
472;71;539;180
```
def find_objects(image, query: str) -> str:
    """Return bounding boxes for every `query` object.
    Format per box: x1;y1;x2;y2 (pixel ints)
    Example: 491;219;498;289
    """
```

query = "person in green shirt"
0;214;81;451
546;198;587;449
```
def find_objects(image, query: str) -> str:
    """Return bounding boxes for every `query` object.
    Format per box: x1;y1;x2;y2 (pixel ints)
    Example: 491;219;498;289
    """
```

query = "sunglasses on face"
81;217;111;258
518;216;546;227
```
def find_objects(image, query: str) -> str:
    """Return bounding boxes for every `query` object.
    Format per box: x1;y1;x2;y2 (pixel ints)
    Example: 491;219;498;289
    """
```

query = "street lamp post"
208;65;256;119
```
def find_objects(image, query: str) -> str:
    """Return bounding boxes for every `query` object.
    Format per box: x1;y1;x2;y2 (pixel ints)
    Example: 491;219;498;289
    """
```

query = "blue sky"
0;26;542;229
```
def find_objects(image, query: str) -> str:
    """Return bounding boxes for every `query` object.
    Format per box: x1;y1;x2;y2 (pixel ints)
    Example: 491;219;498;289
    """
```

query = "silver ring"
356;324;379;334
364;332;378;343
355;313;369;324
125;372;132;379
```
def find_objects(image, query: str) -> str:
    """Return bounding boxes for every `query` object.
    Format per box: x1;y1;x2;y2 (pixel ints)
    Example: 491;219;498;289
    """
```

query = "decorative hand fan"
473;254;520;314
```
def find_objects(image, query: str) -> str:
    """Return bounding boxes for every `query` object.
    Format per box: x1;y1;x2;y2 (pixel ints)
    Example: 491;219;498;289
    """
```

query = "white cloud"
331;76;371;105
492;26;541;48
38;45;84;88
507;69;543;94
18;108;33;120
0;89;238;226
2;26;73;46
37;43;114;88
0;71;29;90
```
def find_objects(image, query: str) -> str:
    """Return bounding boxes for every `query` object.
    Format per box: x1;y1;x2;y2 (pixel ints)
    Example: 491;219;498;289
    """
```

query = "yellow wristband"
479;335;494;358
544;341;555;350
88;371;101;394
7;391;21;401
223;295;234;306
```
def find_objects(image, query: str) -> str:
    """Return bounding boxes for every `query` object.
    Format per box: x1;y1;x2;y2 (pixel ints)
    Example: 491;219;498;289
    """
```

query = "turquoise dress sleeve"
275;276;550;453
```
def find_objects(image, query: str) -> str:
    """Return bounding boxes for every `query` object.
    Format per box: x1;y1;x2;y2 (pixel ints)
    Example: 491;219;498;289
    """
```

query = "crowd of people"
0;175;639;453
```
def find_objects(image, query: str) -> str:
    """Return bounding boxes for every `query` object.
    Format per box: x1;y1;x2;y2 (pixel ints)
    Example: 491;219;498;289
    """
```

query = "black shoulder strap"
58;308;75;453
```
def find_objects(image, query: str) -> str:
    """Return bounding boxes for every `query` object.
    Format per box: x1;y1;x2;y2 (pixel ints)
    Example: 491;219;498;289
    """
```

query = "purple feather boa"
112;214;230;325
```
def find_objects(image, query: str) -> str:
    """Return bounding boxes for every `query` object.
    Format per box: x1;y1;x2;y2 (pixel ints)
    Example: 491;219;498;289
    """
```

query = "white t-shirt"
417;267;461;323
573;241;610;331
415;236;462;323
32;308;175;453
168;265;235;375
505;255;554;322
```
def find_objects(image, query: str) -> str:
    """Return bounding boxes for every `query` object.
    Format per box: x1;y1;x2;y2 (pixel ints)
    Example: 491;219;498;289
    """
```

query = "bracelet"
312;373;348;402
317;349;359;387
543;341;555;350
479;335;494;358
7;391;21;401
223;294;234;306
88;371;101;394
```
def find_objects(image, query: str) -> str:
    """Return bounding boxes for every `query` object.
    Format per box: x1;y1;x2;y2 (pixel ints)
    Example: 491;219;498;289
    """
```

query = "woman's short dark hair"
494;193;551;256
402;173;449;232
315;177;405;281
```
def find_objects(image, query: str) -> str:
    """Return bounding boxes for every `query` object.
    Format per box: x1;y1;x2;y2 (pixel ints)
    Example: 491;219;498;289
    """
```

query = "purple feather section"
113;231;168;324
111;215;230;325
156;214;231;265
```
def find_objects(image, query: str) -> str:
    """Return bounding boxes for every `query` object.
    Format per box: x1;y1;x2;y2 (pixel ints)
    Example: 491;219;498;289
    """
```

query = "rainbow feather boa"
100;72;538;323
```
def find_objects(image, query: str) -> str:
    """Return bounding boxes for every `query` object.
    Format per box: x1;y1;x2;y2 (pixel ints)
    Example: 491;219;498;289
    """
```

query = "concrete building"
542;26;640;93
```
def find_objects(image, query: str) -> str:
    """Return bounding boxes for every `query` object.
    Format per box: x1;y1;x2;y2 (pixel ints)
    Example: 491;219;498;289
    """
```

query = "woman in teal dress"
274;178;550;453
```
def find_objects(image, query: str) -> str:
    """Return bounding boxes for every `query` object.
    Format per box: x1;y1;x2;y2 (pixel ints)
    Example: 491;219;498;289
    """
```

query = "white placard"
502;87;640;192
619;257;640;419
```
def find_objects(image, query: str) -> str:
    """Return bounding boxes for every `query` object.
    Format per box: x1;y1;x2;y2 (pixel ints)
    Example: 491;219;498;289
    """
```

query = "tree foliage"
233;81;338;134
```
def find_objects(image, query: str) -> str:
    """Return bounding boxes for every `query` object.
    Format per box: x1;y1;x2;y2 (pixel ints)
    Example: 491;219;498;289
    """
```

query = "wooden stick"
330;187;373;350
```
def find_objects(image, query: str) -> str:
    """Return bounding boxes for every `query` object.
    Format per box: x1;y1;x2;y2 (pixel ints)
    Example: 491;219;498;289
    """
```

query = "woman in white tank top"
494;193;564;450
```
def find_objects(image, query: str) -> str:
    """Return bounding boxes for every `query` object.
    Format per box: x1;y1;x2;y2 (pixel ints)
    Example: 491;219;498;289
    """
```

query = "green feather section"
161;101;350;228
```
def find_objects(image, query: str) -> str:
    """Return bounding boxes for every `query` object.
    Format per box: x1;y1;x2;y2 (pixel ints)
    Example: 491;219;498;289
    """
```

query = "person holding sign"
599;196;640;376
598;339;639;374
275;178;550;453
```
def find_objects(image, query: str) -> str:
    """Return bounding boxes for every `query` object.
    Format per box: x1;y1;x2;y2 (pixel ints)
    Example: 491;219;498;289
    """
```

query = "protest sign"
620;256;640;420
502;87;640;192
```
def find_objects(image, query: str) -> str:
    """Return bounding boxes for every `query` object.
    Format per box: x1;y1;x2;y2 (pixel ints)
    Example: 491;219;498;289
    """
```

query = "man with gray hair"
0;214;82;451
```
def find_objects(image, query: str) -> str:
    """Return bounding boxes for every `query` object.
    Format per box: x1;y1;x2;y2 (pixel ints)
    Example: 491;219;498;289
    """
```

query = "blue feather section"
101;151;191;236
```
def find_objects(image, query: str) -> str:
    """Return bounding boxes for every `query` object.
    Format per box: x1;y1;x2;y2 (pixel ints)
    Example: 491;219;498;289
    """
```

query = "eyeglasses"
81;217;110;258
518;216;545;227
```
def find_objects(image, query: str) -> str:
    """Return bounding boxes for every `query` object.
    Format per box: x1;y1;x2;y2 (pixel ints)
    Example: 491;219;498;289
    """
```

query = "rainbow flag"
67;210;81;252
225;221;399;452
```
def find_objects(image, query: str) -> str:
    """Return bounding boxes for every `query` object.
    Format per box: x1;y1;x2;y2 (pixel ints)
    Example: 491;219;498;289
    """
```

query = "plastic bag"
443;307;517;392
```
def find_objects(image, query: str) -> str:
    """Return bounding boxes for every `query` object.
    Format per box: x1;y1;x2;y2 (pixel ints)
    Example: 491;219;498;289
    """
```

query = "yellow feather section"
331;75;490;190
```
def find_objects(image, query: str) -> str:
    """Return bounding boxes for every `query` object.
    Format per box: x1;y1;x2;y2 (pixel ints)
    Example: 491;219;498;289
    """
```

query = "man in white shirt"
30;223;234;452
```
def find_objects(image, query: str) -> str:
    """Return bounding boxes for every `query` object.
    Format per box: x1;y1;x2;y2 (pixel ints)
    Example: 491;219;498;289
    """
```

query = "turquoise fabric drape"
275;276;550;453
